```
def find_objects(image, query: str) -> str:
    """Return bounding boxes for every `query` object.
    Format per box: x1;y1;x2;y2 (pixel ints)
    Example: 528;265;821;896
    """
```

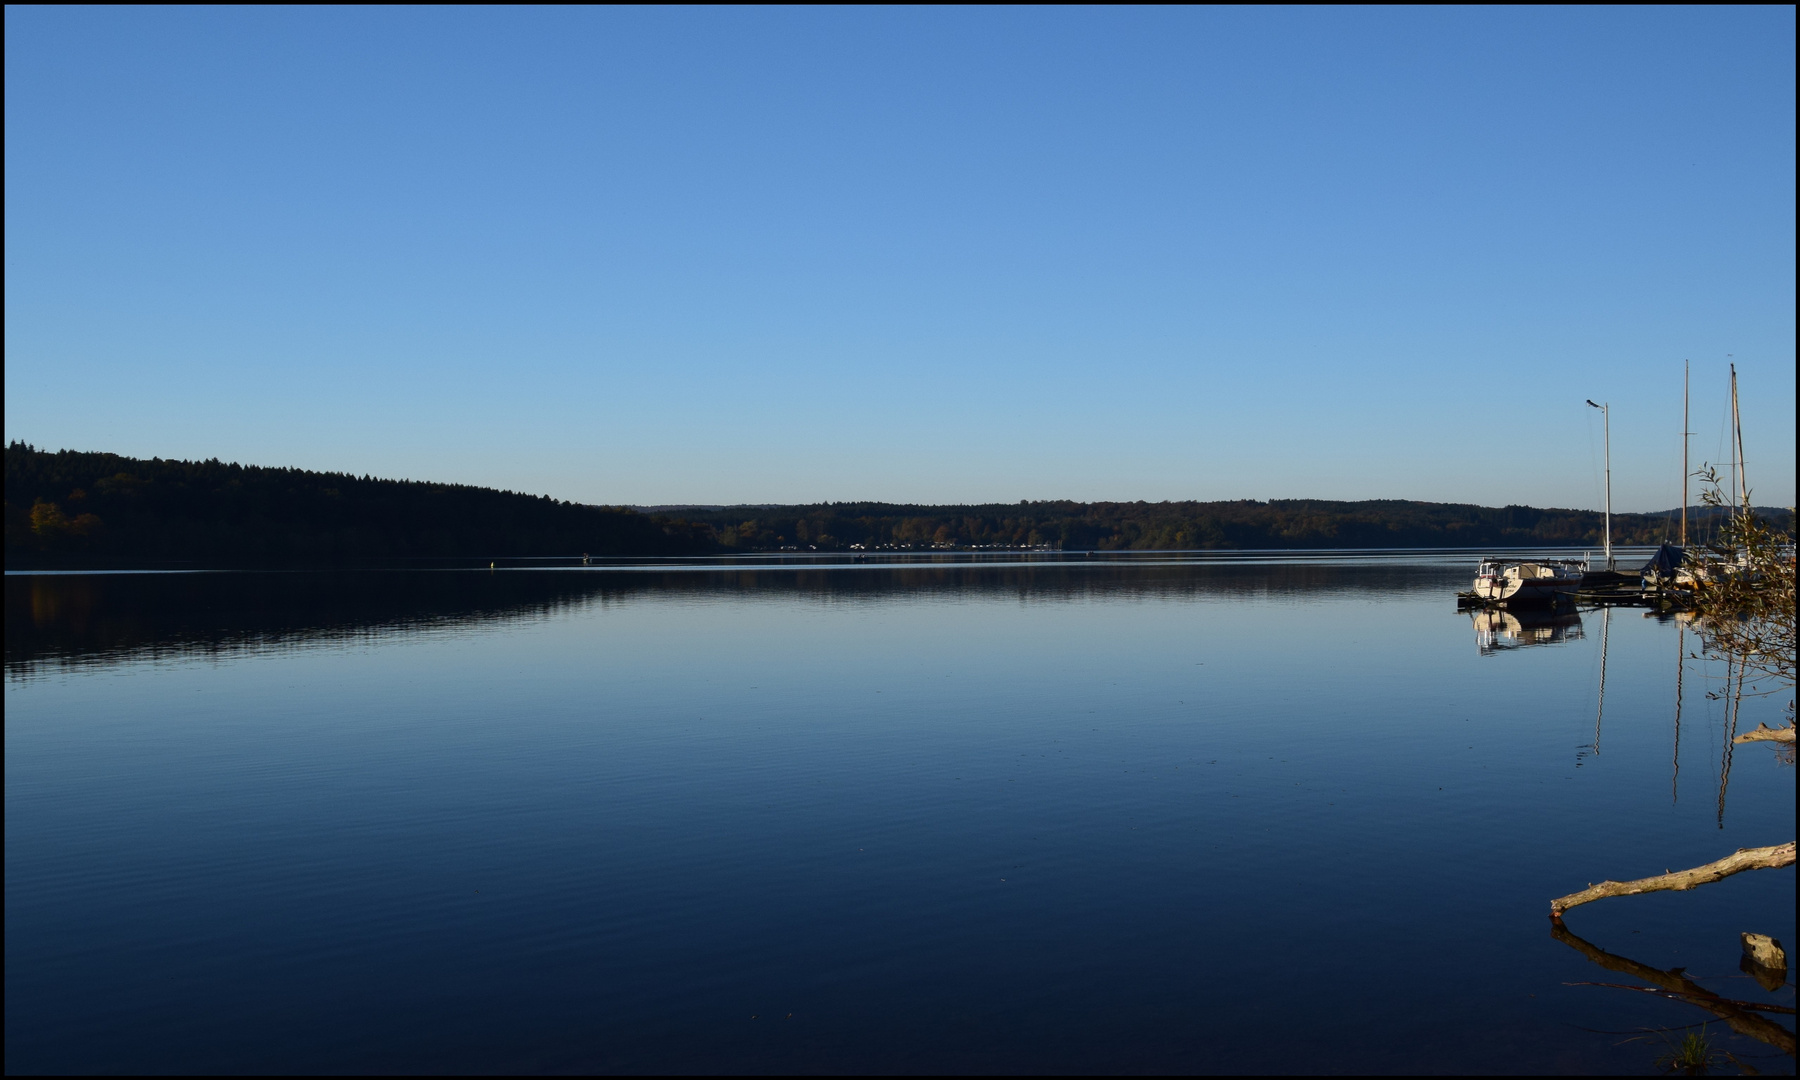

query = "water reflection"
1551;922;1796;1059
7;555;1790;1075
5;570;607;676
1594;607;1612;760
1717;652;1750;829
1470;607;1585;655
1674;622;1686;804
6;561;1452;676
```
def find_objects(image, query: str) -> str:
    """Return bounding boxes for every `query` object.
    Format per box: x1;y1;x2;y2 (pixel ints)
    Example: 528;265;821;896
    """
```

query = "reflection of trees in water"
5;571;604;676
1551;921;1795;1060
6;563;1452;675
648;561;1450;603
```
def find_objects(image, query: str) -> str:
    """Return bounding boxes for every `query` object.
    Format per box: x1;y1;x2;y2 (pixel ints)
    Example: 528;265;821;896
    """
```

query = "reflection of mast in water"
1672;623;1684;804
1717;652;1746;829
1591;607;1611;758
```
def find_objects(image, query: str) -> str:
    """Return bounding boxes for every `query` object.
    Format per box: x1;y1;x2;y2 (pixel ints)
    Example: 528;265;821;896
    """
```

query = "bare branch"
1549;842;1797;917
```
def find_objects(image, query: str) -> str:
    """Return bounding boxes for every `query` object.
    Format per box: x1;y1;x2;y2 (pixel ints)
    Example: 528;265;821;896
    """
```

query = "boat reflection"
1471;607;1584;655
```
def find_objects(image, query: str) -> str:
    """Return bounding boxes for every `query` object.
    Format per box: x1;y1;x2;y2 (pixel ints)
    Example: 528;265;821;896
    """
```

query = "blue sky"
5;6;1794;510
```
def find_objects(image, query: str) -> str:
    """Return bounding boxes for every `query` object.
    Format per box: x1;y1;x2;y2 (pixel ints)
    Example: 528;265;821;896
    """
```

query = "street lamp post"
1586;399;1612;569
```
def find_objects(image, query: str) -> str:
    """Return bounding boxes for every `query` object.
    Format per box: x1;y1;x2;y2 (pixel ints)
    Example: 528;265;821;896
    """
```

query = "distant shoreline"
0;543;1697;576
8;443;1790;564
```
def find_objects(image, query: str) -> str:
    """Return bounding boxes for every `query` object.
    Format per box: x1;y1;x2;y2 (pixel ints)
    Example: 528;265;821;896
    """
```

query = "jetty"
1457;542;1693;610
1459;363;1742;615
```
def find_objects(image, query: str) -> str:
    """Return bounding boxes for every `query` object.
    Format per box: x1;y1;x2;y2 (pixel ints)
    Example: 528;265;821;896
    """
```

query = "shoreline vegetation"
7;443;1792;566
1547;474;1794;1061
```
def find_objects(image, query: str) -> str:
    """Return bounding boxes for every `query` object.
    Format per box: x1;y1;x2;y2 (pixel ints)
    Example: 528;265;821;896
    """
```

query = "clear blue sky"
6;6;1794;511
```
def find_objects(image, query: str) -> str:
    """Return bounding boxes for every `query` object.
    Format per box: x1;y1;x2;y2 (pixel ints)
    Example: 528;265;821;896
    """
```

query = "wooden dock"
1456;581;1692;611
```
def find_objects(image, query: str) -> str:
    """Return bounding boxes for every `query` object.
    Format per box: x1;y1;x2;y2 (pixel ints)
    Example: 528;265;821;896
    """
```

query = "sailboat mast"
1680;361;1688;548
1603;402;1613;567
1730;364;1748;513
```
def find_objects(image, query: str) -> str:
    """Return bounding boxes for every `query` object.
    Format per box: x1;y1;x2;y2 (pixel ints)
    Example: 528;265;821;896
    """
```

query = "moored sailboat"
1470;557;1584;605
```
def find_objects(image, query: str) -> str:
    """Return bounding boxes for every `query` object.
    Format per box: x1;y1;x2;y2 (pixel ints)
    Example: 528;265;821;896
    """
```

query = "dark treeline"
5;444;713;563
8;443;1789;563
677;499;1788;552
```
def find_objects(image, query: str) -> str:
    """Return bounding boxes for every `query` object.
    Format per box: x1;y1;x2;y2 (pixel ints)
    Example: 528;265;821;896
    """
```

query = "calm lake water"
5;555;1794;1075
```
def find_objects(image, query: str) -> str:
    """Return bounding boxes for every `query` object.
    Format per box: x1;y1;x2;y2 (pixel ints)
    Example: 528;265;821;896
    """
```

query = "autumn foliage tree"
1689;467;1796;722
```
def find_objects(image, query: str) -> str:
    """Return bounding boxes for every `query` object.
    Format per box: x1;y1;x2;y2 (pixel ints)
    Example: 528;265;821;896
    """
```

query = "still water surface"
6;555;1794;1074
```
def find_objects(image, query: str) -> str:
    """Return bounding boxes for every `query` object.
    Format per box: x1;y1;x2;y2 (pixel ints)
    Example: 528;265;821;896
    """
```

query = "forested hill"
7;443;1789;564
5;444;713;562
675;499;1789;552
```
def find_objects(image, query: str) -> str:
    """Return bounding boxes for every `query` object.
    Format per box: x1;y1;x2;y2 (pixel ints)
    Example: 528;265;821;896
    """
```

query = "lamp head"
1586;399;1602;409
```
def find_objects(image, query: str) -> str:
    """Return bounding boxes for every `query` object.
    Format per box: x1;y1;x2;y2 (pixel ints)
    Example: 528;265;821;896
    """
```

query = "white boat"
1471;557;1584;605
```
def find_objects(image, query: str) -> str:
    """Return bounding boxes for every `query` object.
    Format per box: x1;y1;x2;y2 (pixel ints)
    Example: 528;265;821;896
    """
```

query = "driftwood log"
1550;842;1796;918
1552;922;1797;1055
1734;722;1798;745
